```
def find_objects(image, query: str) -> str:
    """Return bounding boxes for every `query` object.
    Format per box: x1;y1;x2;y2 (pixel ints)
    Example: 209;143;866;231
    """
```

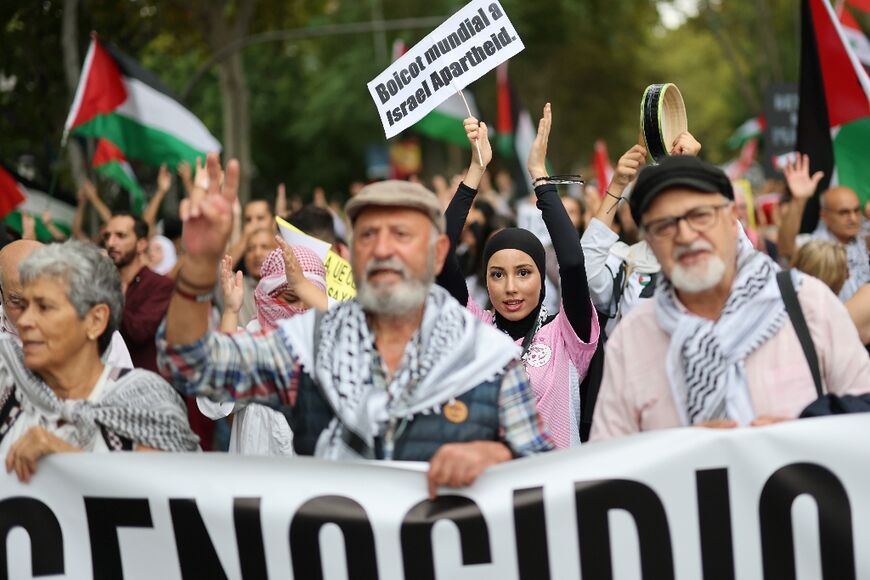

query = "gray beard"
357;276;431;315
355;253;435;315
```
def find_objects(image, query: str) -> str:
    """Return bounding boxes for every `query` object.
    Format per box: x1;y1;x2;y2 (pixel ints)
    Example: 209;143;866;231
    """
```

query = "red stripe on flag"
594;140;613;197
68;38;127;131
92;138;128;167
496;63;512;134
0;166;26;219
810;0;870;127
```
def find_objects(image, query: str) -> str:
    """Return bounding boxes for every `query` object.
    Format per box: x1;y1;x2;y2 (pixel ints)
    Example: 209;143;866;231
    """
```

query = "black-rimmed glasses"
642;202;732;240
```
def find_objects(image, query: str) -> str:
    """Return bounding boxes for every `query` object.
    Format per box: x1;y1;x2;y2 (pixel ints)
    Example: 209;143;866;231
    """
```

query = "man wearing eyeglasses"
778;154;869;301
0;239;133;367
590;155;869;439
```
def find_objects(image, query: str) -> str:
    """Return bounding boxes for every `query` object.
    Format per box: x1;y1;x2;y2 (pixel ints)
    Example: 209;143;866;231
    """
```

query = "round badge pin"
443;400;469;423
525;343;552;368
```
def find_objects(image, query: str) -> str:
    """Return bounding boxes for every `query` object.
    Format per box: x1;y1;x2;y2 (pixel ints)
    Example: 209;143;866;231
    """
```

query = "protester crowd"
1;103;868;492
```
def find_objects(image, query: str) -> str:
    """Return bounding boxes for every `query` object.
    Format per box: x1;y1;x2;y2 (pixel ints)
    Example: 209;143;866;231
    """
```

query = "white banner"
367;0;524;139
2;415;869;579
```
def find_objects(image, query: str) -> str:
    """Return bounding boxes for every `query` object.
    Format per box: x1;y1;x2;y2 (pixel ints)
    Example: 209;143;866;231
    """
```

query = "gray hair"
19;240;123;355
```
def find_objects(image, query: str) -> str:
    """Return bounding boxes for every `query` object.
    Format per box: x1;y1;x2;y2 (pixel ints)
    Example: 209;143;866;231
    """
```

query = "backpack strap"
776;270;823;397
599;264;626;321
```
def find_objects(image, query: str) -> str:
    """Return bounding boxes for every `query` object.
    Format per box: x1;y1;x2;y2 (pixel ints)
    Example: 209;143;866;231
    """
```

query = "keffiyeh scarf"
254;246;327;330
0;338;199;451
812;222;870;301
655;243;801;425
277;285;520;459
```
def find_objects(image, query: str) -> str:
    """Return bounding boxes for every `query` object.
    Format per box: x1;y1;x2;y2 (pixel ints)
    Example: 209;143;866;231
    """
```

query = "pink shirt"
591;276;870;440
468;298;599;448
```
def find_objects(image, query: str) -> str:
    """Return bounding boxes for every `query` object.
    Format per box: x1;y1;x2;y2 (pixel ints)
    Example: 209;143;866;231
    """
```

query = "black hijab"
482;228;547;342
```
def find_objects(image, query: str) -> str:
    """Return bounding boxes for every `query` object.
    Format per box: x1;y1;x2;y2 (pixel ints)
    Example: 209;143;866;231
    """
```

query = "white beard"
670;254;727;293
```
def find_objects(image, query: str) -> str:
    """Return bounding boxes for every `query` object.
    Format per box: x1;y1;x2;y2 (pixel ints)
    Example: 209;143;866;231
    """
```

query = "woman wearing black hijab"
436;104;599;448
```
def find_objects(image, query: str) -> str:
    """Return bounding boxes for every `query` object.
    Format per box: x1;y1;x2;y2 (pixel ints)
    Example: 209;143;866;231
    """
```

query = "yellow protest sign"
324;251;356;300
275;217;356;301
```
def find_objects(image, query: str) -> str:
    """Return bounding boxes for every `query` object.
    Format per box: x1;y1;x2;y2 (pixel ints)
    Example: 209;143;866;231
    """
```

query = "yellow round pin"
443;400;469;423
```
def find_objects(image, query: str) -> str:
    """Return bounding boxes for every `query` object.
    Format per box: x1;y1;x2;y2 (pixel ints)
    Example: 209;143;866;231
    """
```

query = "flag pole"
452;83;483;168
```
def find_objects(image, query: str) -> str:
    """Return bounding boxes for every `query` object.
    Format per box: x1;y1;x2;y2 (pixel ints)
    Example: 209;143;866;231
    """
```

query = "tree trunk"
202;0;256;206
217;51;252;204
61;0;88;189
756;0;784;84
702;2;762;112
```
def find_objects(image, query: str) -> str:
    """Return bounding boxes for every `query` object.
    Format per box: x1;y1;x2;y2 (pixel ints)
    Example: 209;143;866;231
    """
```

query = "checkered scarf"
655;243;800;425
254;246;326;330
0;338;199;451
277;285;520;460
812;222;870;301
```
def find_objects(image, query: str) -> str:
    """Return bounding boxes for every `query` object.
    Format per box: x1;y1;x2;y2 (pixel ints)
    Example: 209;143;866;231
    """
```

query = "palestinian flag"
838;0;870;69
797;0;870;231
389;40;481;147
726;115;766;149
0;164;27;219
64;34;220;169
495;63;536;190
93;138;145;214
1;164;75;242
414;92;481;147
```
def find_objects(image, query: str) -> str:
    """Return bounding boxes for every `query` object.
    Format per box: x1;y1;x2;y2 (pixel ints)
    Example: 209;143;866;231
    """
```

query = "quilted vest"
288;370;502;462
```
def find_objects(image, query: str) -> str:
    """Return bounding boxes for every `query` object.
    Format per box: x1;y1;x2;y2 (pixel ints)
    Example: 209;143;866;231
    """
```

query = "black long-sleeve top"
435;182;593;342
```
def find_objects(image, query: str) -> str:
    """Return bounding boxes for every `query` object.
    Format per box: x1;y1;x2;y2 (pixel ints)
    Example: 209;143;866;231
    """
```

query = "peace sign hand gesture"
179;152;240;263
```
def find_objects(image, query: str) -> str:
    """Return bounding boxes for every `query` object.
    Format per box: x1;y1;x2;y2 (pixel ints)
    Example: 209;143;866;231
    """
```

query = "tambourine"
640;83;688;162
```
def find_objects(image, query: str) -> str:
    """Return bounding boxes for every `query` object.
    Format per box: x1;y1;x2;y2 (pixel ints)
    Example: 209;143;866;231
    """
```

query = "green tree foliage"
0;0;810;209
653;0;801;163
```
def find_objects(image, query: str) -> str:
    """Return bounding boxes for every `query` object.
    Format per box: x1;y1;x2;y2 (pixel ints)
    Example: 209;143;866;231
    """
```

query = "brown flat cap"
345;180;445;233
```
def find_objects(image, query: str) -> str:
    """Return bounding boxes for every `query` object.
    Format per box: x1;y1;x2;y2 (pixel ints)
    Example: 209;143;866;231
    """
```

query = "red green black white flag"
797;0;870;229
64;34;220;169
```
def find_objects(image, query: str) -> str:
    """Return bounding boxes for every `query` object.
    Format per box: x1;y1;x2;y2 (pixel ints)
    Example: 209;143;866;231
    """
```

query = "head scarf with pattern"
254;246;326;330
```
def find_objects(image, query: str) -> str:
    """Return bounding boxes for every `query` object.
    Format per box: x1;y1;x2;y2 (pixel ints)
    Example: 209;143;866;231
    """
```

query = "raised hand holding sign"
368;0;524;138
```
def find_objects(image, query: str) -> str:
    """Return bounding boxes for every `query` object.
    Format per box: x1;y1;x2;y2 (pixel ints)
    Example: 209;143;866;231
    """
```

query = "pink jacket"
468;298;599;447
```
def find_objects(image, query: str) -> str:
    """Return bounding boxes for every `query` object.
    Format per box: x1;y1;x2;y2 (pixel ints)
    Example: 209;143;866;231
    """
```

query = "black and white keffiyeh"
277;285;520;460
655;244;802;425
0;338;200;451
811;222;870;301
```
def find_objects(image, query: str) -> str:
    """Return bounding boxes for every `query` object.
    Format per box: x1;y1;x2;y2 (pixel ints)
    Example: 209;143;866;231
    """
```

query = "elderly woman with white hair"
0;240;198;482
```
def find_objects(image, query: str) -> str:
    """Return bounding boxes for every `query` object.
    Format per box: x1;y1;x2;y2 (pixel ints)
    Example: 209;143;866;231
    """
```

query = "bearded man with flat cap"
159;154;553;497
591;156;869;440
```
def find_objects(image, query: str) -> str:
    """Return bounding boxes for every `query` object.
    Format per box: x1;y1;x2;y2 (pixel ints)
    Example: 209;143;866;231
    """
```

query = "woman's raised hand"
527;103;552;181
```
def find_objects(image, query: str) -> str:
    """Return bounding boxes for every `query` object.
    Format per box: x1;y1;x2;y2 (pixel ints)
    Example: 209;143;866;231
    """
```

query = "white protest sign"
276;216;332;261
3;415;870;578
368;0;524;138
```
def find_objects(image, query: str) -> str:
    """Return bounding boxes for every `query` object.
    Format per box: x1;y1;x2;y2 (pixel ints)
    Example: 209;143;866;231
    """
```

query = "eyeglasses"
0;287;25;311
642;202;732;240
